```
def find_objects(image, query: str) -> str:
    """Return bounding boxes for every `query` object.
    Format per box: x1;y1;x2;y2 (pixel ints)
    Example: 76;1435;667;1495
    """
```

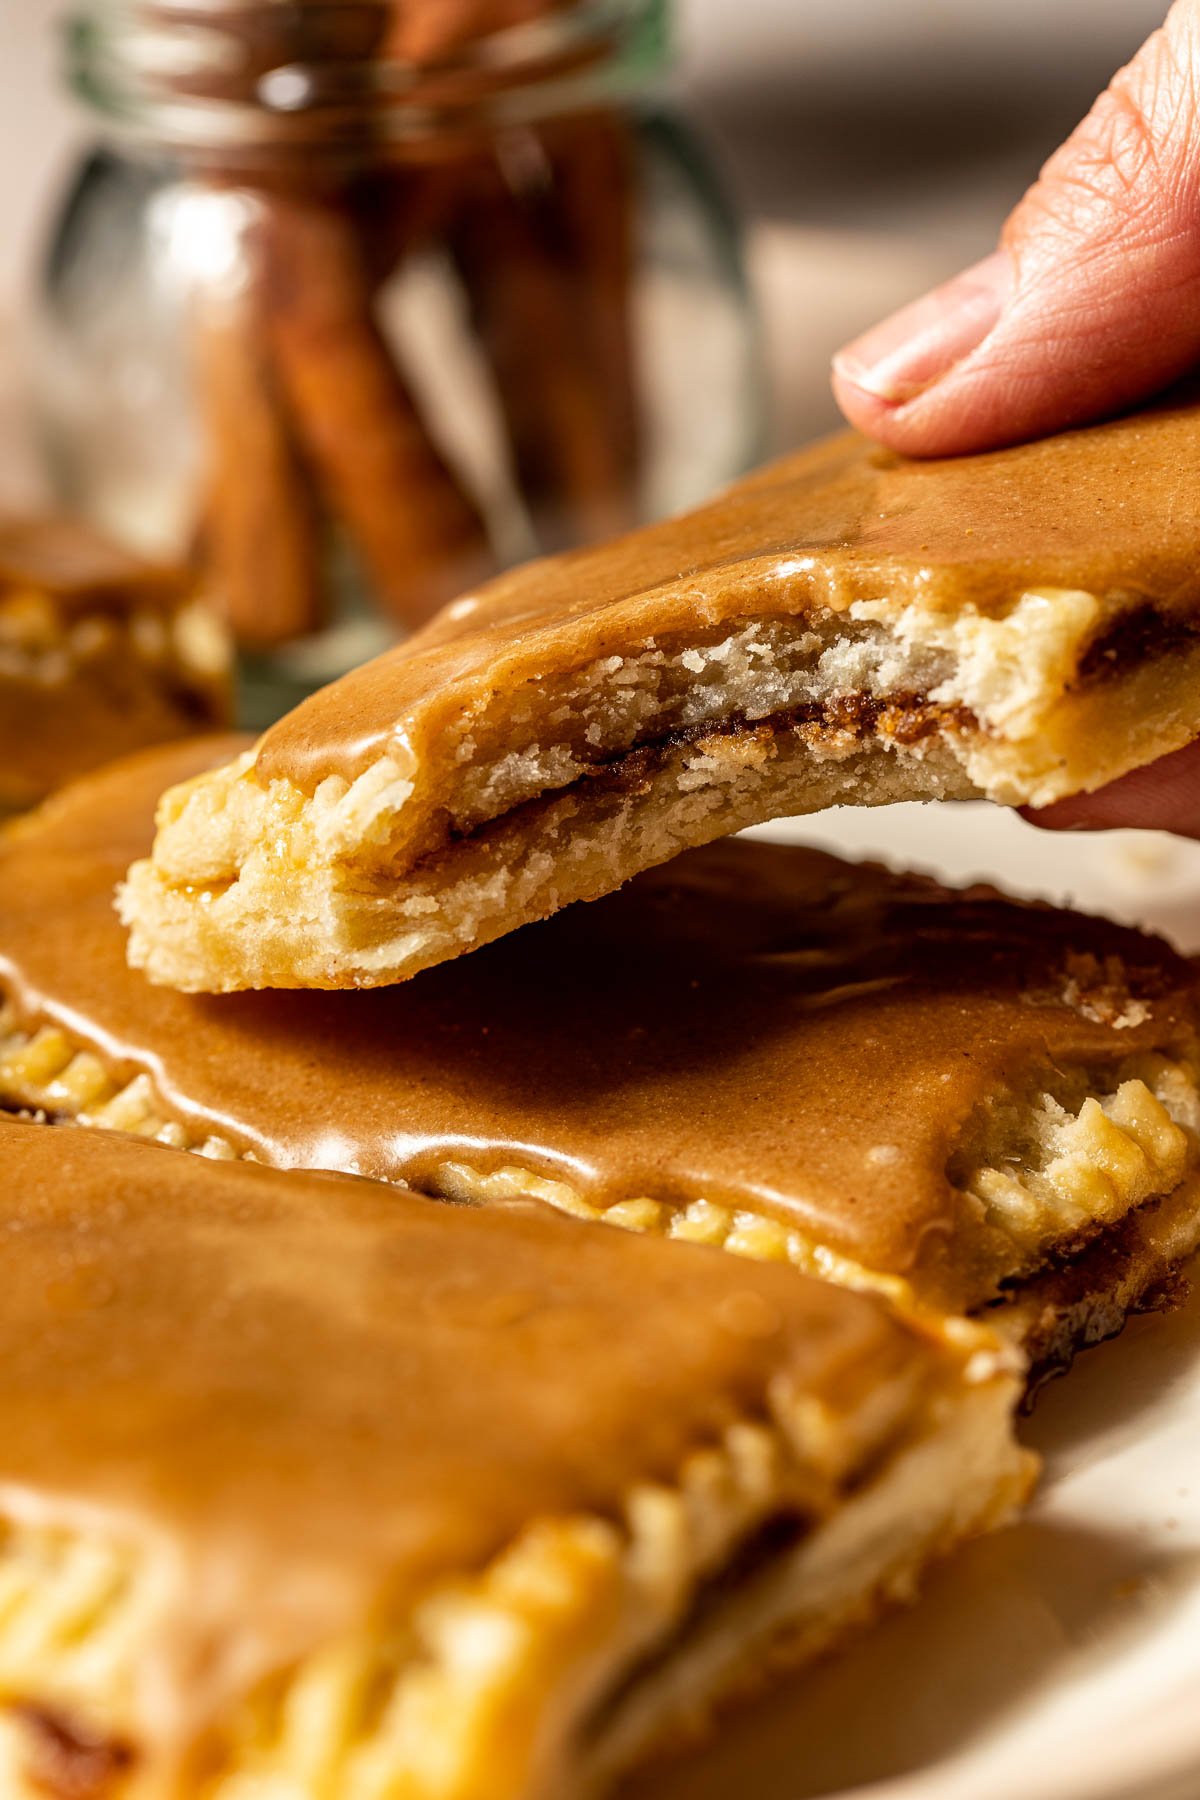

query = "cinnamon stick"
153;0;638;643
193;264;326;650
259;187;494;627
447;114;641;551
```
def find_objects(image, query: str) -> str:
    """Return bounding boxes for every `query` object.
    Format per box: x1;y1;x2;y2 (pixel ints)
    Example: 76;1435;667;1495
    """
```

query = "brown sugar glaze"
0;517;191;617
0;1116;926;1757
255;395;1200;788
0;518;225;810
3;739;1196;1312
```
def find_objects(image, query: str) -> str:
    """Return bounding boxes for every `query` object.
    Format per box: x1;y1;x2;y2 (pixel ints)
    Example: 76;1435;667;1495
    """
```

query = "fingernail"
833;250;1014;406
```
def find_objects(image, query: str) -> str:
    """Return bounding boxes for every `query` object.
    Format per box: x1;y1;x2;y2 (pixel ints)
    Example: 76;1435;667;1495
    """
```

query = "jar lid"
67;0;669;156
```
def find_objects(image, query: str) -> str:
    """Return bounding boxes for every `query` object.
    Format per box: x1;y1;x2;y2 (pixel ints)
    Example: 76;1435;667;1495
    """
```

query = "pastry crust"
119;396;1200;990
7;740;1200;1377
0;517;230;816
0;1119;1030;1800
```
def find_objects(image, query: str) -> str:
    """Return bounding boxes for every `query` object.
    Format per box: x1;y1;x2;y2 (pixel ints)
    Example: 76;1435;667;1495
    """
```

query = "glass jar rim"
67;0;668;155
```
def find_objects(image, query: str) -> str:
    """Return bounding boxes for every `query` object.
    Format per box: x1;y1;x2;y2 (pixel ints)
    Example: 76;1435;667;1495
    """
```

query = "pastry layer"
0;1119;1030;1800
120;394;1200;988
0;516;229;815
995;1170;1200;1387
6;741;1200;1359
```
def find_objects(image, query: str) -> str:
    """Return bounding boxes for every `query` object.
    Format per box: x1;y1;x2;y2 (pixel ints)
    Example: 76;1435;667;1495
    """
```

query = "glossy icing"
256;397;1200;787
3;740;1194;1309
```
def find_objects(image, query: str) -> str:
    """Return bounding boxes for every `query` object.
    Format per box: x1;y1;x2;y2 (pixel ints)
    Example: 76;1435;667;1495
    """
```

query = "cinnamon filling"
437;690;976;852
1077;606;1200;681
620;689;975;760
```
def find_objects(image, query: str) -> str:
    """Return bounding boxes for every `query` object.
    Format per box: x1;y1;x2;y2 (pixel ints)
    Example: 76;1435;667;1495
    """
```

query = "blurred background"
0;0;1169;459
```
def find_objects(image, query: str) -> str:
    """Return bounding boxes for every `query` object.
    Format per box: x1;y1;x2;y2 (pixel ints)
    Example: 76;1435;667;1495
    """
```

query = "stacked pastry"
0;516;229;816
4;396;1200;1799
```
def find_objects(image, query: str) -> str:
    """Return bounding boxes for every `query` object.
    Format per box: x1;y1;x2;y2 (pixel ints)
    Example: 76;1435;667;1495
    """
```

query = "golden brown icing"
255;394;1200;788
0;1115;921;1738
0;520;225;813
3;740;1195;1311
0;517;189;617
0;678;219;819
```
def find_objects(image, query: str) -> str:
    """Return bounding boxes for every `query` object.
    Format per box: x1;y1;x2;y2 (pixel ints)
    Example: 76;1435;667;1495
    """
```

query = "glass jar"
35;0;762;723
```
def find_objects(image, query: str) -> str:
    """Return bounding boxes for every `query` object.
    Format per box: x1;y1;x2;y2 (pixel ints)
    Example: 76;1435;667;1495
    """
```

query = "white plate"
753;800;1200;955
619;803;1200;1800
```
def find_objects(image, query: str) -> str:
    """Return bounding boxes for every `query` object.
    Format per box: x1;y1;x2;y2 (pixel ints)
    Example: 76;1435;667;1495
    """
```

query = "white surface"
757;799;1200;951
620;800;1200;1800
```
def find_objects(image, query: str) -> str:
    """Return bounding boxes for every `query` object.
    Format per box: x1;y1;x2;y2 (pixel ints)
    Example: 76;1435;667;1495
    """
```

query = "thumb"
833;0;1200;456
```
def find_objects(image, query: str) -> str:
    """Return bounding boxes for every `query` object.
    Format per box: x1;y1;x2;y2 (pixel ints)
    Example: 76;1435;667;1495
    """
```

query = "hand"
831;1;1200;838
